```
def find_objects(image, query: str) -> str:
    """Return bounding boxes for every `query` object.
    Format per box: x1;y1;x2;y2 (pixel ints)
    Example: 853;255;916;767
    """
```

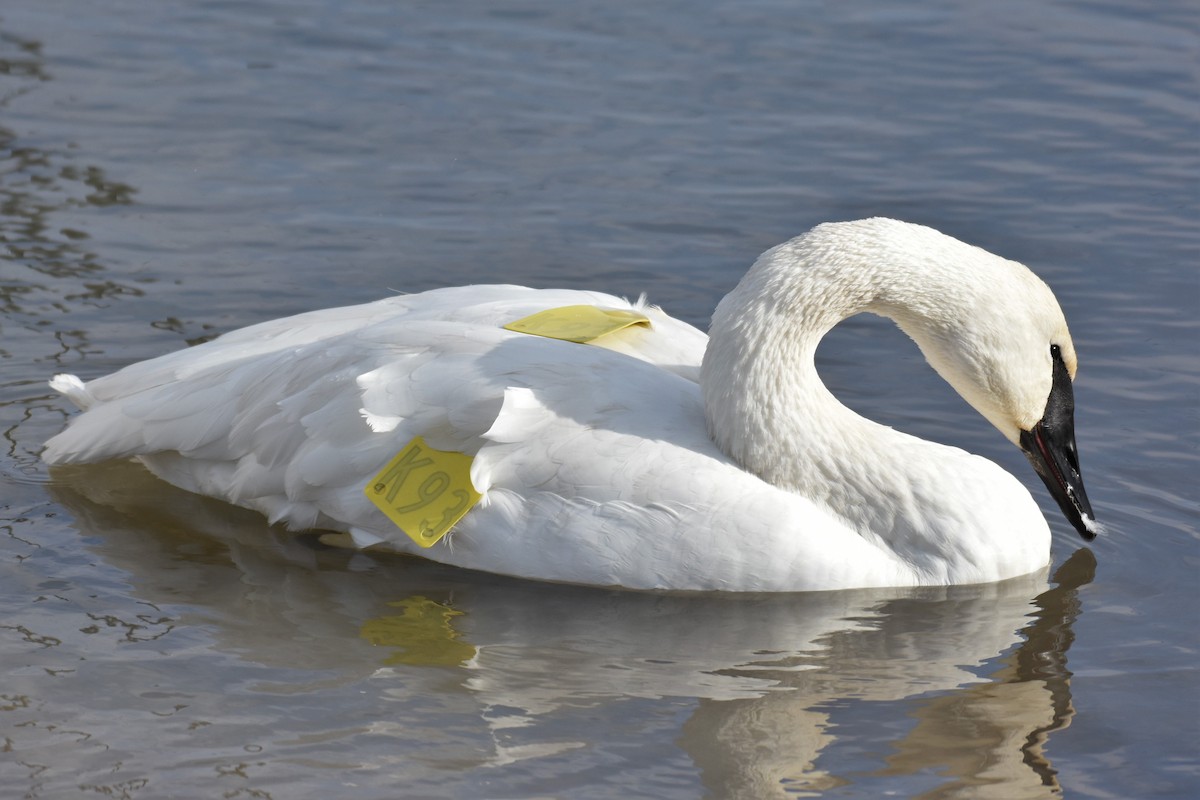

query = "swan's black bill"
1019;348;1096;540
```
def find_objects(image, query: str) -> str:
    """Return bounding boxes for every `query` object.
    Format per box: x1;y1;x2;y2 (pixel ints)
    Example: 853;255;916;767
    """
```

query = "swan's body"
44;219;1095;591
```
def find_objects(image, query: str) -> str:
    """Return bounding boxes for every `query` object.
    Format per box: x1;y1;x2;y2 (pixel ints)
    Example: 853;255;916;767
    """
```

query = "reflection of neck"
880;550;1093;795
682;698;842;797
1008;549;1094;788
677;572;1070;798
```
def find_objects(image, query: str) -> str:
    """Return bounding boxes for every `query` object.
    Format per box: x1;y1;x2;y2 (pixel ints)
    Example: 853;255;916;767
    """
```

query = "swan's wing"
43;285;709;529
44;310;727;539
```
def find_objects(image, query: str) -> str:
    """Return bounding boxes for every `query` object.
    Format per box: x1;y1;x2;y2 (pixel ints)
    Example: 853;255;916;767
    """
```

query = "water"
2;0;1197;797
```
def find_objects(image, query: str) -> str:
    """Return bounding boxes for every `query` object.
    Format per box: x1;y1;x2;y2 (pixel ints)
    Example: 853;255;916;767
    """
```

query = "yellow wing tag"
364;436;481;548
502;305;651;343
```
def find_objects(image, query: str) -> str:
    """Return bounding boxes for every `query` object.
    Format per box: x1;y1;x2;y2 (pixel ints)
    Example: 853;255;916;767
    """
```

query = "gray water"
2;1;1197;797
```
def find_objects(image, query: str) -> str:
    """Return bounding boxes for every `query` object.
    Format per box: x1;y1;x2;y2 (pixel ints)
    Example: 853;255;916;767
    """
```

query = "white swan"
43;218;1096;591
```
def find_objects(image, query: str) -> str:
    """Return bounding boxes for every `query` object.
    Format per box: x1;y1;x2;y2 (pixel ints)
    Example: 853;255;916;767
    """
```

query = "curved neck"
694;218;1060;581
699;221;981;539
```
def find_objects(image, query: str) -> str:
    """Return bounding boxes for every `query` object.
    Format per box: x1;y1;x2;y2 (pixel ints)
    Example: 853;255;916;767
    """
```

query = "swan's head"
878;225;1097;540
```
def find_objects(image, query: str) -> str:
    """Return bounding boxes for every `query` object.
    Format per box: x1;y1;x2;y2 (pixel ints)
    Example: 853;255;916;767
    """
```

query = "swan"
42;218;1096;591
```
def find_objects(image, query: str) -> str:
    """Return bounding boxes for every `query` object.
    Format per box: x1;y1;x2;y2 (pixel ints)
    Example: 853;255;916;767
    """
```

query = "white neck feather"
699;218;1039;561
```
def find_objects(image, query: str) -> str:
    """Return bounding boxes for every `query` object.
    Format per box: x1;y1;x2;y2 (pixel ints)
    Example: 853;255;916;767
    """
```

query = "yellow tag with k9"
502;305;650;343
365;436;481;548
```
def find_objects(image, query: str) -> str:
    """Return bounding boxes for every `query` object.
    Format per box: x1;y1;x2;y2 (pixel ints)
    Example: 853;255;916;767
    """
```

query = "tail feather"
50;373;95;411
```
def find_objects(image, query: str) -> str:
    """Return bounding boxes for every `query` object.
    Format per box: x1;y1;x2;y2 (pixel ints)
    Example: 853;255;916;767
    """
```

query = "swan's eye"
1050;343;1061;359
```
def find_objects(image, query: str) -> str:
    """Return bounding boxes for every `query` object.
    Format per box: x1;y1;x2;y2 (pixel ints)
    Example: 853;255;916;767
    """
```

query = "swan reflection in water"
49;461;1093;798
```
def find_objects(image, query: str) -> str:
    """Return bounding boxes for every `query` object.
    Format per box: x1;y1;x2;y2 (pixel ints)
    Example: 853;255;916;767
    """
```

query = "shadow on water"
48;460;1093;798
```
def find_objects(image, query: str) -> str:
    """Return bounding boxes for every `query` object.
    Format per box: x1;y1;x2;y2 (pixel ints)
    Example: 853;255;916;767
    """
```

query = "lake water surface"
2;1;1197;798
